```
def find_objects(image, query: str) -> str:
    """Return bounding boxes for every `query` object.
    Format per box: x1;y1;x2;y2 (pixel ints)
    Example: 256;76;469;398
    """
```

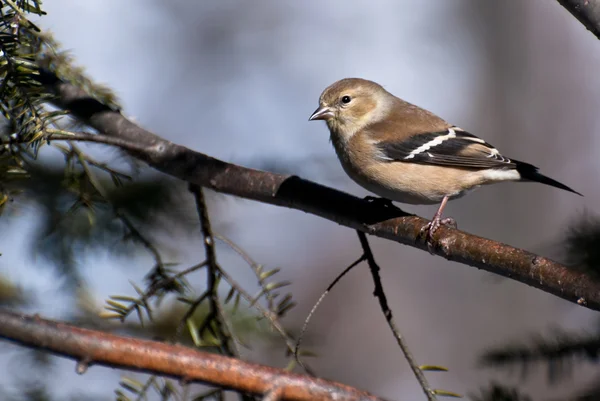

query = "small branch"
295;255;365;365
356;232;436;401
118;212;165;270
38;72;600;312
175;291;209;338
214;233;313;373
189;184;240;358
0;310;385;401
118;261;207;322
214;260;316;375
556;0;600;40
1;130;150;154
67;142;166;272
47;130;149;152
215;233;278;313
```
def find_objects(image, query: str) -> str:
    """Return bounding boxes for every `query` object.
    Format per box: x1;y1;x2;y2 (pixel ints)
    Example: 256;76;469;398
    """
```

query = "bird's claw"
419;217;457;253
439;217;457;229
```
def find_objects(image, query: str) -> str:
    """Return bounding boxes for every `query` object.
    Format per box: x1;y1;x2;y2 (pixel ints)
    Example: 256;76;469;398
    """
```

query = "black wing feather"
377;128;582;195
378;129;516;170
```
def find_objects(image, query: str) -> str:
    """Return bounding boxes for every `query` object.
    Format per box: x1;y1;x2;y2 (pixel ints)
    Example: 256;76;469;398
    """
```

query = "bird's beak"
309;105;334;121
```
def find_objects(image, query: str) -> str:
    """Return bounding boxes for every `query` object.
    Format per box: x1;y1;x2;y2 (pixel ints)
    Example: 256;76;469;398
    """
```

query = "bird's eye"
341;95;352;104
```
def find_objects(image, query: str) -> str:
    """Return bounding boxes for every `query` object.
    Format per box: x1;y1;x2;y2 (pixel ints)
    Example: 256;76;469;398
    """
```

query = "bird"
308;78;581;247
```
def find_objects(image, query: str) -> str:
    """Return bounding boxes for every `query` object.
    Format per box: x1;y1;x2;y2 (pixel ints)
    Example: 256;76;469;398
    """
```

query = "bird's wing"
376;127;518;170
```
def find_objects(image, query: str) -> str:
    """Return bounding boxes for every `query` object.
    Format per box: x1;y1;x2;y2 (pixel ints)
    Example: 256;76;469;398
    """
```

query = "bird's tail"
515;160;582;196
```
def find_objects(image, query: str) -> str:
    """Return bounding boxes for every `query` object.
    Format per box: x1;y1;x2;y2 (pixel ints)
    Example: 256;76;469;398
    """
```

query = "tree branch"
357;231;438;401
556;0;600;40
36;71;600;312
0;309;384;401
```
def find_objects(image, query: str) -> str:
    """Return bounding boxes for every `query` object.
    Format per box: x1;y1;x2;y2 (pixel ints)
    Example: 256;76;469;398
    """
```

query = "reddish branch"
556;0;600;40
0;310;384;401
35;71;600;312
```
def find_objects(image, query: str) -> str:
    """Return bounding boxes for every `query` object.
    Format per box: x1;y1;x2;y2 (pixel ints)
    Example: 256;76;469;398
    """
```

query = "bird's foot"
364;196;395;208
420;217;457;253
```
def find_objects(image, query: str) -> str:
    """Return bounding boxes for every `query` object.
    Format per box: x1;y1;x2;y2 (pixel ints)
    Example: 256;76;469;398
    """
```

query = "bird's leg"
364;195;395;208
420;196;456;250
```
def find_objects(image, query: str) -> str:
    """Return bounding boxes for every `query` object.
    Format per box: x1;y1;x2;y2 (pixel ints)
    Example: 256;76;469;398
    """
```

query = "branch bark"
556;0;600;40
36;70;600;312
0;309;384;401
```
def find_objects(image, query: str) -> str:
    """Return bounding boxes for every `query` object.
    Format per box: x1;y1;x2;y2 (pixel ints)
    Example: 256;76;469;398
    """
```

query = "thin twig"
294;255;365;365
0;130;151;153
174;291;209;340
119;212;165;270
189;184;240;358
73;146;166;322
215;232;305;370
48;130;150;153
69;143;165;271
214;263;315;376
52;141;132;179
122;261;207;322
215;233;277;312
356;231;436;401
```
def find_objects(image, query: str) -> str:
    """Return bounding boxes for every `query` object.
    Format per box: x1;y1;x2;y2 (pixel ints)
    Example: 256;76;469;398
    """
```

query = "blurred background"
1;0;599;400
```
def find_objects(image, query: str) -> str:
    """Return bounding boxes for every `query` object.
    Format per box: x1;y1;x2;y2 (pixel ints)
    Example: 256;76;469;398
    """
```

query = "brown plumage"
309;78;581;247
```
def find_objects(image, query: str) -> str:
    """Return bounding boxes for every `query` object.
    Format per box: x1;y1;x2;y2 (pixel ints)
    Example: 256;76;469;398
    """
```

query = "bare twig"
294;255;365;364
118;212;165;270
356;231;437;401
39;74;600;312
175;291;209;339
214;233;308;372
117;261;207;322
215;233;277;313
189;184;240;358
0;130;149;153
0;309;385;401
213;257;316;376
68;142;166;271
52;141;132;179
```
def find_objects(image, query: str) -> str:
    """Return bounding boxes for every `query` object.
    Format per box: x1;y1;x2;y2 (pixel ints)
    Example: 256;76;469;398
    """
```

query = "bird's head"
309;78;393;140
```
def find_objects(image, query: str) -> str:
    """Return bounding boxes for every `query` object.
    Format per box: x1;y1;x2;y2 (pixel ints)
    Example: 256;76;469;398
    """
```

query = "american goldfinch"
309;78;581;246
